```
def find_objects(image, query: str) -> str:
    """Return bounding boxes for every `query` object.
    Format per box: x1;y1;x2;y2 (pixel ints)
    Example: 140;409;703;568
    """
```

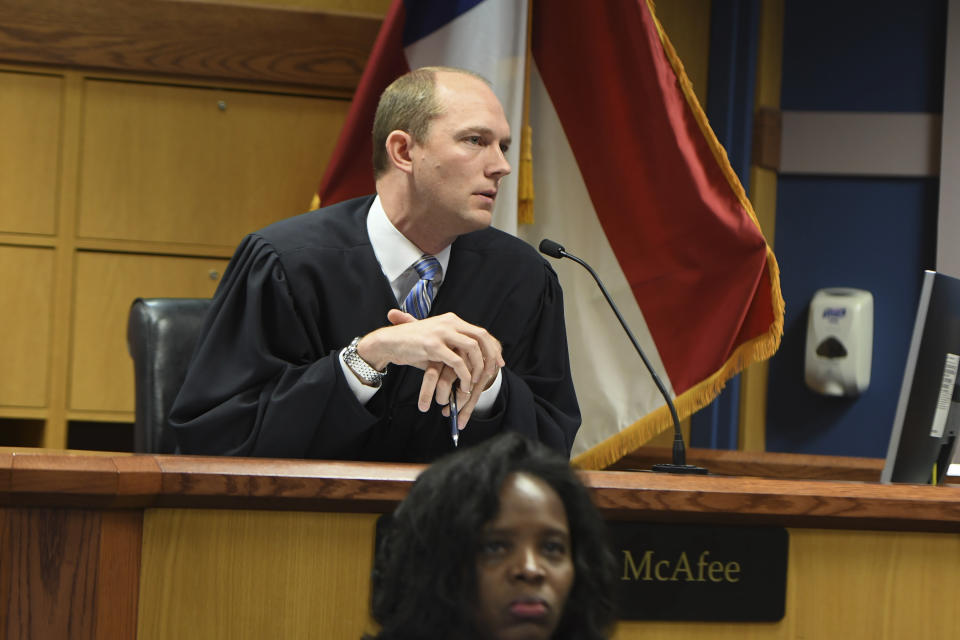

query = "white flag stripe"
517;64;674;457
403;0;527;236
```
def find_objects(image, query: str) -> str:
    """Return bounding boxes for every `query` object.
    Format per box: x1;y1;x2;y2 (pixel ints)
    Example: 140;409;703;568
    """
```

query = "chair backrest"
127;298;212;453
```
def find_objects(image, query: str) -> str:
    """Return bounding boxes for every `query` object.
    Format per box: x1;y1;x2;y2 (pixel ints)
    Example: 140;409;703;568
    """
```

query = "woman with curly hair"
365;432;618;640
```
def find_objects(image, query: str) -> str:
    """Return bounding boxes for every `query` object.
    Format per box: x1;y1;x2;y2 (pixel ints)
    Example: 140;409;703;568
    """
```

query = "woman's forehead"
486;472;569;531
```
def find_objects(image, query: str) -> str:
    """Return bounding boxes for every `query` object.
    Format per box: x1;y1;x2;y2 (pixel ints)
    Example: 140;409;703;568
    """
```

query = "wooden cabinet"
0;71;62;236
70;252;230;415
0;0;386;450
0;65;350;449
76;79;344;246
0;246;55;407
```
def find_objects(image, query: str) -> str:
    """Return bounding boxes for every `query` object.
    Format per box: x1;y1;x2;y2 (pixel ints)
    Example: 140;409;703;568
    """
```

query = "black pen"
450;380;460;447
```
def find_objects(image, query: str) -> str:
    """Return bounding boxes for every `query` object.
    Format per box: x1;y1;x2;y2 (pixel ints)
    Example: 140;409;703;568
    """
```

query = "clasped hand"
357;309;504;430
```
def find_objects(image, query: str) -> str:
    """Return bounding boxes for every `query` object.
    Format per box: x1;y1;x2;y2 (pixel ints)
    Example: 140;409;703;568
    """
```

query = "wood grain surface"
0;0;381;92
609;446;886;481
4;449;960;639
0;507;141;639
3;449;960;531
137;509;378;639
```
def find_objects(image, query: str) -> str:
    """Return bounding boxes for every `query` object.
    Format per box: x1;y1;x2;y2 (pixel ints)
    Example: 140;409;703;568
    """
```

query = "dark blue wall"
780;0;946;112
691;0;761;450
768;177;937;456
765;0;946;457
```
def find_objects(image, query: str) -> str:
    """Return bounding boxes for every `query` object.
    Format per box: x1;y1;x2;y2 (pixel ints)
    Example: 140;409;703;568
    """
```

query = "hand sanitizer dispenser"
804;288;873;396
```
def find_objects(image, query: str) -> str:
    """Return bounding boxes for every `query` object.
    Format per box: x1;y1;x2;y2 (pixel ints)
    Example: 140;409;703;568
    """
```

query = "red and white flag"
317;0;784;469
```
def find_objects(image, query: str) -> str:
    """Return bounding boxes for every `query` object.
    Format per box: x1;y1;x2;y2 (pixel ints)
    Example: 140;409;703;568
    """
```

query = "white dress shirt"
338;195;502;414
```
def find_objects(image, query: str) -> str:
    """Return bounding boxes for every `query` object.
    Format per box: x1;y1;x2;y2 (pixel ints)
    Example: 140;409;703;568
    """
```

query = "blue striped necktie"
401;255;442;320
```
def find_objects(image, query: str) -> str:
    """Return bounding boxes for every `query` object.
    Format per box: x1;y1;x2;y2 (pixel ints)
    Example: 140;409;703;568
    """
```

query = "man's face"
473;473;575;640
409;72;512;240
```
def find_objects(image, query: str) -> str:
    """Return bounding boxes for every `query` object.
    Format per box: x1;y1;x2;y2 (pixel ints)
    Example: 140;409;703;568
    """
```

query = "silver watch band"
342;336;386;387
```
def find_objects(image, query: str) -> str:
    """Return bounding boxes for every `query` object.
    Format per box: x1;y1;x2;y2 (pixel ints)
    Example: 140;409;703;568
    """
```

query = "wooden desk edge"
608;446;889;481
3;450;959;531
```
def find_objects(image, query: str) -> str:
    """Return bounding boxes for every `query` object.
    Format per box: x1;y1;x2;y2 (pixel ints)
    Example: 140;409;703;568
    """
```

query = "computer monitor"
882;270;960;484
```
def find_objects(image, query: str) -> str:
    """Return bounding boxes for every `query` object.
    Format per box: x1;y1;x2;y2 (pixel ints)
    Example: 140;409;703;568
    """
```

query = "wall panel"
0;71;62;236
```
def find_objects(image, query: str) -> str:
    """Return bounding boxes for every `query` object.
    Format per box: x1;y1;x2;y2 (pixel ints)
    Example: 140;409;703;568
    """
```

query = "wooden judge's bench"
2;447;959;639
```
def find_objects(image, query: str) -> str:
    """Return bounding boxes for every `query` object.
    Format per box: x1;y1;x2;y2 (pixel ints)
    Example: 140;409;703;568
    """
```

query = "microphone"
539;238;707;474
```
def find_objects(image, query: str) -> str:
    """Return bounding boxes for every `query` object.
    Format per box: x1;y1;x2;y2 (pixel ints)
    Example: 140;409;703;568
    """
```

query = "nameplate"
609;522;788;621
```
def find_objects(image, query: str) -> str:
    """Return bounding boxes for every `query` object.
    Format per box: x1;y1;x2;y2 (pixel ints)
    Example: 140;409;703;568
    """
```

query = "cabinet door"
76;79;349;247
0;245;54;407
0;71;62;235
70;251;229;414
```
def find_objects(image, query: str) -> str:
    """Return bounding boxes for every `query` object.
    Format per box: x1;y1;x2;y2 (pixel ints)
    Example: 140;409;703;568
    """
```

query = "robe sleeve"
462;261;581;455
169;234;378;458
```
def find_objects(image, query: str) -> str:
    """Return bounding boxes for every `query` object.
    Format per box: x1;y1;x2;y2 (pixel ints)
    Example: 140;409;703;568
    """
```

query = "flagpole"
517;0;535;225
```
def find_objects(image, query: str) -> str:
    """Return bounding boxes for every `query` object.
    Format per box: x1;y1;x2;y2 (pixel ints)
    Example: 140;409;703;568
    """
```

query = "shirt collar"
367;195;451;282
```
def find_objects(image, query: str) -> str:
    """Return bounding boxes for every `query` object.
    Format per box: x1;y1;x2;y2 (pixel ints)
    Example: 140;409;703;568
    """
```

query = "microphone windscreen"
539;238;565;259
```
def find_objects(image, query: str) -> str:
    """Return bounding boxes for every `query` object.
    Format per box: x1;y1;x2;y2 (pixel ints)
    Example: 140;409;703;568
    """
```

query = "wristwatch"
342;336;386;387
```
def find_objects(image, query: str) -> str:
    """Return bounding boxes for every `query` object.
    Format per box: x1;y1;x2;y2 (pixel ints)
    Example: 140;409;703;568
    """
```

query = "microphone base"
651;463;709;475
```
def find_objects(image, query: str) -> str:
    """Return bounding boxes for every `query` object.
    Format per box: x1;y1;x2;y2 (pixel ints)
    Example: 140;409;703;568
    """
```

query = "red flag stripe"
532;0;771;393
318;1;409;206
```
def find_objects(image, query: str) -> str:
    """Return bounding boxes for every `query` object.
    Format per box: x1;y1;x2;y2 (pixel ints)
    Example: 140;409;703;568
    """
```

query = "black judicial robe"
169;195;580;462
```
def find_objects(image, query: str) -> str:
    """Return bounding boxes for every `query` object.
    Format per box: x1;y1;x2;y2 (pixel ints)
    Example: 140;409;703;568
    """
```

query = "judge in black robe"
169;195;580;462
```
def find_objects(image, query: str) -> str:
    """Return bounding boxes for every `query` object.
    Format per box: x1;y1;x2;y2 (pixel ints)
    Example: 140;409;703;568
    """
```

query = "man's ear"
385;130;415;174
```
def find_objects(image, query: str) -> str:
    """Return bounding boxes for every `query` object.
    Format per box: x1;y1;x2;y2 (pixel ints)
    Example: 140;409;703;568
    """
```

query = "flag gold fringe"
571;0;785;470
572;308;783;469
518;123;535;224
310;193;321;210
517;0;535;225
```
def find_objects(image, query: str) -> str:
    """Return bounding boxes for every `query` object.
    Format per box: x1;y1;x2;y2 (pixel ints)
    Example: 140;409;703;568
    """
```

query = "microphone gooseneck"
539;238;707;474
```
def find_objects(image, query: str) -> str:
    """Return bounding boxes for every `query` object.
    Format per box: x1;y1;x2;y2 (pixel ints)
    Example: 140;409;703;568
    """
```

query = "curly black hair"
364;432;618;640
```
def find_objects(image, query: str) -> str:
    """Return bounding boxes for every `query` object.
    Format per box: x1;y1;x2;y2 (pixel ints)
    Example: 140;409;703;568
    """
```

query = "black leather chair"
127;298;212;453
